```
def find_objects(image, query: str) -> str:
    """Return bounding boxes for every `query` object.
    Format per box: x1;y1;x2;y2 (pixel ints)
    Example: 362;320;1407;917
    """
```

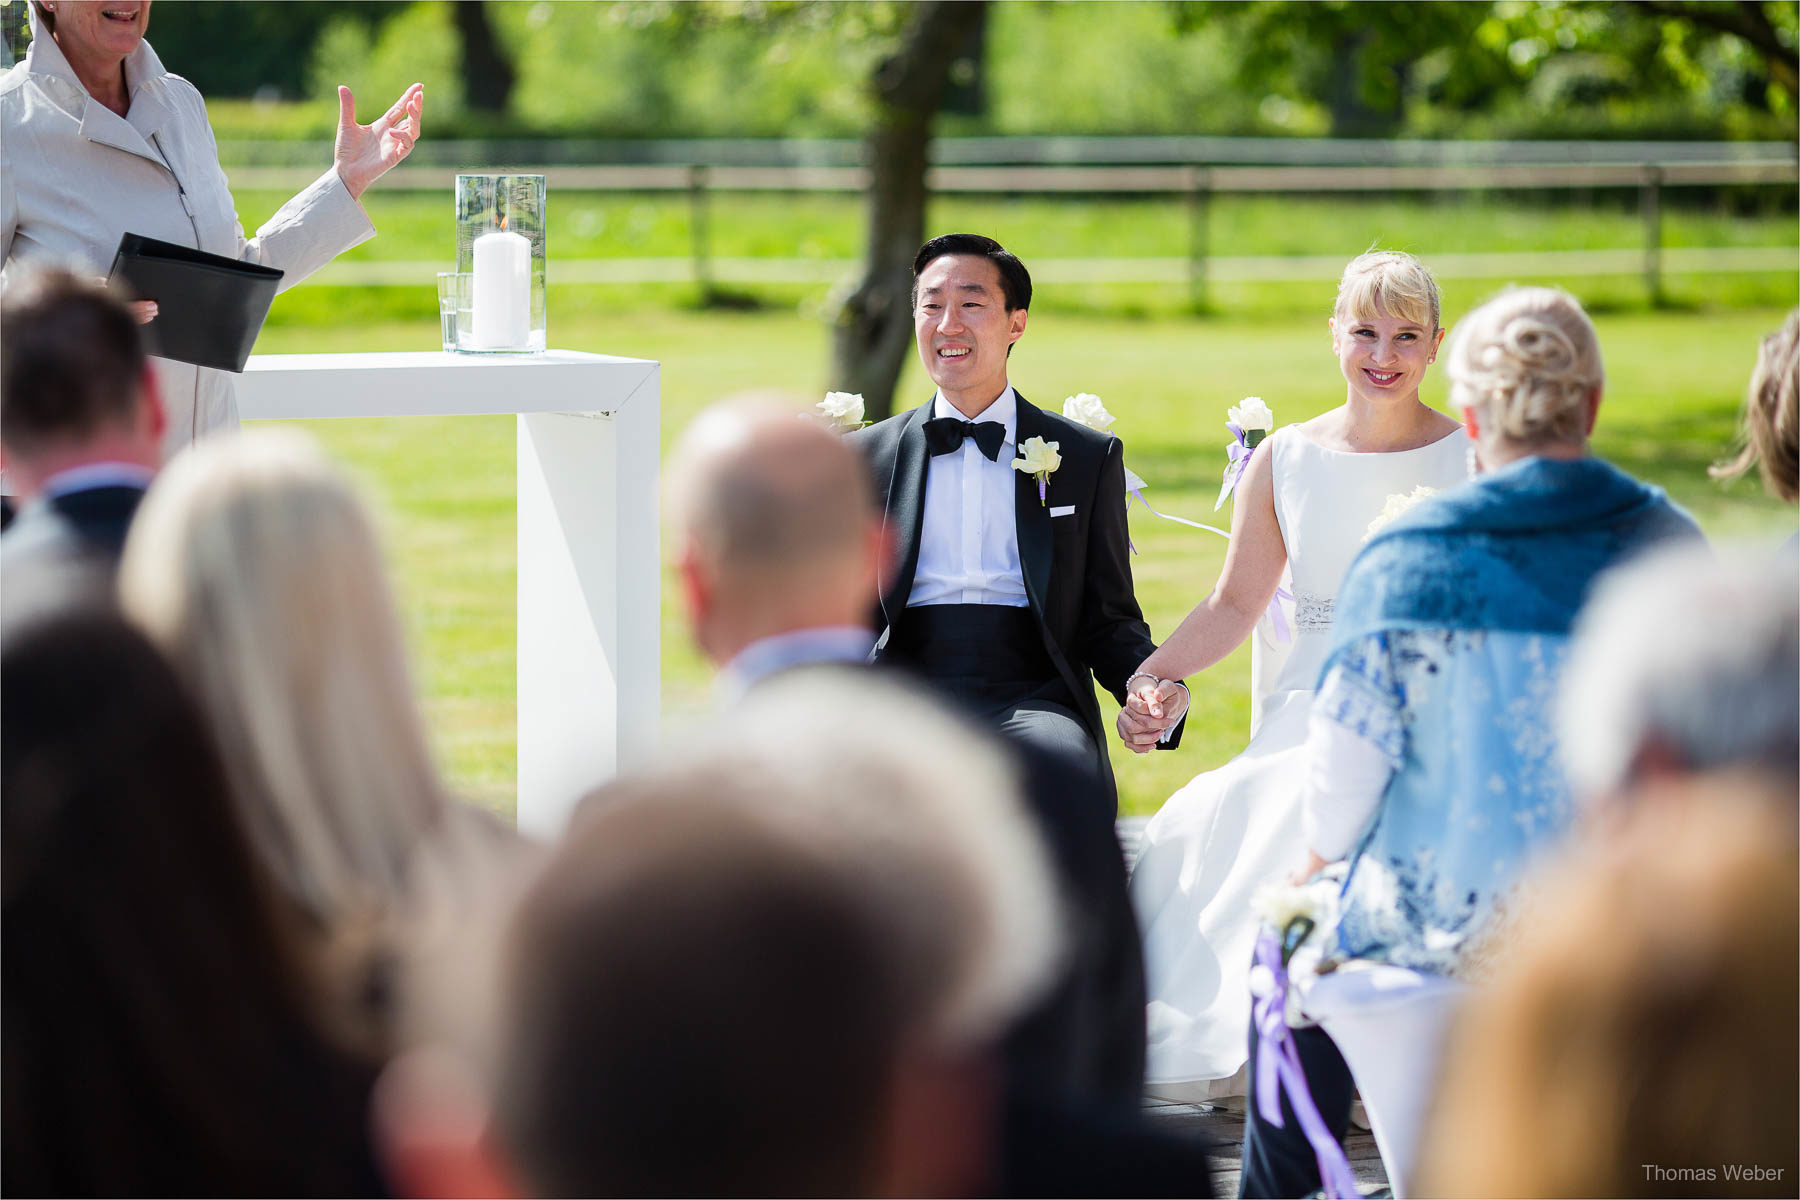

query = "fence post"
1641;165;1664;306
688;164;713;294
1187;165;1211;311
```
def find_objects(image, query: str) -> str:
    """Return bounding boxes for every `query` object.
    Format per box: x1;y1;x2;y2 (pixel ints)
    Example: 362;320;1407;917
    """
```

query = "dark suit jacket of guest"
0;484;146;638
849;392;1183;811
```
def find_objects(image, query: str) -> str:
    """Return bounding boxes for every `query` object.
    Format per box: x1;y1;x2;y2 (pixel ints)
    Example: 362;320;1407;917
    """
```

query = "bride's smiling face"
1330;310;1443;405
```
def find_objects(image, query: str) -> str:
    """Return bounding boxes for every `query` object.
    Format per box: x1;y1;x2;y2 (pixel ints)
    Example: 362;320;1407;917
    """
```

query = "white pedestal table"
238;350;660;837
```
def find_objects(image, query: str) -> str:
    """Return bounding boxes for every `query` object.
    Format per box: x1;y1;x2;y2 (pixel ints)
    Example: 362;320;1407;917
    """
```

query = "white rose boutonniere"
815;391;867;431
1364;484;1441;540
1012;436;1062;506
1061;392;1116;433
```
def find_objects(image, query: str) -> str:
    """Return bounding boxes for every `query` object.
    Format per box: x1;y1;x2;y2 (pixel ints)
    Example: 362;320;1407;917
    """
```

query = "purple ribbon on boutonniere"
1251;926;1362;1200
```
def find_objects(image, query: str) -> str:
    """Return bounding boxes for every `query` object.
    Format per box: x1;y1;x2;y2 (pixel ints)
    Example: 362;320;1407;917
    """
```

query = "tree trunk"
452;0;517;114
830;1;988;422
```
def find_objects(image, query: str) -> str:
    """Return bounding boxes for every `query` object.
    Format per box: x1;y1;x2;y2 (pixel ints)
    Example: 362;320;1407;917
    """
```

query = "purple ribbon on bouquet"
1252;927;1361;1200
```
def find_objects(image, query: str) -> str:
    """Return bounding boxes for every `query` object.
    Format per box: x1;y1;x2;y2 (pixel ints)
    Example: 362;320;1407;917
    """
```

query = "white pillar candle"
472;228;530;349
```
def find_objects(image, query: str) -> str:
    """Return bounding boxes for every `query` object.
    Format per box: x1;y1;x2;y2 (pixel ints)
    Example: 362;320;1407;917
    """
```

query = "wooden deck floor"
1141;1098;1390;1197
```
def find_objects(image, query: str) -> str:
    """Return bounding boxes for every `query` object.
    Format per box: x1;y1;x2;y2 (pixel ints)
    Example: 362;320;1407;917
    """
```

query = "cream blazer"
1;23;374;465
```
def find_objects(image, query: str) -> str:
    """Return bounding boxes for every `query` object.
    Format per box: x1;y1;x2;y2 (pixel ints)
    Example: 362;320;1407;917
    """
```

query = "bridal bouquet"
1365;484;1440;539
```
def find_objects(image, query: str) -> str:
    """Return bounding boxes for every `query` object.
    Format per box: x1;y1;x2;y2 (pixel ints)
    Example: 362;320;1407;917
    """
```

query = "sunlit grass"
251;301;1796;821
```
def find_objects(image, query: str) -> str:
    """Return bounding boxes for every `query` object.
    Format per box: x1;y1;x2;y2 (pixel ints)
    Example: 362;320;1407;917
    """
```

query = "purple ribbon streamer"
1266;585;1294;643
1129;488;1232;540
1252;929;1362;1200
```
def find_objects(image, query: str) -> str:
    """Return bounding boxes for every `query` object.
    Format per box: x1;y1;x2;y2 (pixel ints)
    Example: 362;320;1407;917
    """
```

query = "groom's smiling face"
914;255;1028;416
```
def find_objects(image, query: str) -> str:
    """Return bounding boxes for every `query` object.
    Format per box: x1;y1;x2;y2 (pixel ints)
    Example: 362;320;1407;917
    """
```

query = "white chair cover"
1298;963;1467;1200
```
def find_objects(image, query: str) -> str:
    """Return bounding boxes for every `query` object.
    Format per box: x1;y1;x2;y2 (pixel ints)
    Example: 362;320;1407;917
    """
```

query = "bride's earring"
1466;445;1482;479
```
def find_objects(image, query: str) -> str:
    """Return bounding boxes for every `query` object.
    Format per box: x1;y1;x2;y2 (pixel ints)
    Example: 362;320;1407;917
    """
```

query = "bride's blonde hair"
1334;250;1441;332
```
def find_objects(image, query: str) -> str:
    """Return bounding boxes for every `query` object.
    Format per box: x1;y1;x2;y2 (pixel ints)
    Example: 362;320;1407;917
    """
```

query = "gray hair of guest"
1560;543;1800;801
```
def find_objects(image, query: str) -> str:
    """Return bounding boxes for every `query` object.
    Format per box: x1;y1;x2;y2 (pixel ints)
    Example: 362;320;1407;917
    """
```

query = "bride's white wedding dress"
1130;423;1471;1100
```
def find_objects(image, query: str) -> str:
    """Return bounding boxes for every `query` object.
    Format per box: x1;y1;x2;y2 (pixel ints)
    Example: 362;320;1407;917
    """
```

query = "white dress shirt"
714;626;876;706
907;387;1029;608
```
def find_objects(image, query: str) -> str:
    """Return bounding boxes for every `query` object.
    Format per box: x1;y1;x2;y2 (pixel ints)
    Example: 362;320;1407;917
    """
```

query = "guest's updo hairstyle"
1333;250;1442;332
1446;286;1602;449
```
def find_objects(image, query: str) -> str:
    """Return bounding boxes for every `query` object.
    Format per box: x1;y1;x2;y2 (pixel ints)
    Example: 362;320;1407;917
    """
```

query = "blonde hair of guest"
119;429;447;929
1711;308;1799;503
1446;285;1604;451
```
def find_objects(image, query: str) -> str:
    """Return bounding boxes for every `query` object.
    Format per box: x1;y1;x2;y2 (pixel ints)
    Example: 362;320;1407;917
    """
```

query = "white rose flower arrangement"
815;391;867;431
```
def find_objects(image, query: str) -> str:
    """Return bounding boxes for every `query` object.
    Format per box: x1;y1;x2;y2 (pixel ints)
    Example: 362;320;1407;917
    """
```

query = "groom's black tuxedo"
850;390;1182;810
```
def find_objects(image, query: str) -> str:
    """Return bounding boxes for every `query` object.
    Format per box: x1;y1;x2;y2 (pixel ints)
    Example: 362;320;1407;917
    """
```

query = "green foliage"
146;1;404;99
182;1;1796;141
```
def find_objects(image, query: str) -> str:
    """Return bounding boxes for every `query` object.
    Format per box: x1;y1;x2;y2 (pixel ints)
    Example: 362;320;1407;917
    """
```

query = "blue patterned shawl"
1316;456;1703;972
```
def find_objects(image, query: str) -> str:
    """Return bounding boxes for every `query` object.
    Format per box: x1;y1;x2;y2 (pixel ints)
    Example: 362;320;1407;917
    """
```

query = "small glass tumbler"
436;271;471;352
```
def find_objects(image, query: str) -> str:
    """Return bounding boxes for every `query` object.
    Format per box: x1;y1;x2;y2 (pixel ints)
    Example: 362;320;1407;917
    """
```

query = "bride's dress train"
1130;425;1470;1100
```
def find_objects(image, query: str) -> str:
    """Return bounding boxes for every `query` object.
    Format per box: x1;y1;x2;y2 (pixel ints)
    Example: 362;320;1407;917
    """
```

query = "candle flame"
499;214;507;232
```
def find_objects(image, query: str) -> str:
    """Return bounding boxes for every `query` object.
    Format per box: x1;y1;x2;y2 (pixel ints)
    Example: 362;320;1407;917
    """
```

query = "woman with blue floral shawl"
1240;287;1704;1198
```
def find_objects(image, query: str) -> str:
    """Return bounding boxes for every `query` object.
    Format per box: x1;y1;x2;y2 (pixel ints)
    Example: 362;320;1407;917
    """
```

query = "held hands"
1116;672;1190;755
334;82;424;201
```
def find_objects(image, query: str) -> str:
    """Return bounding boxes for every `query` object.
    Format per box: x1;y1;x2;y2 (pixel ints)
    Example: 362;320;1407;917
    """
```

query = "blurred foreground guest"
117;429;511;1055
0;268;161;635
1418;782;1799;1198
380;673;1063;1197
667;397;1152;1110
1248;287;1703;1198
2;615;384;1197
1711;308;1798;506
1561;544;1798;808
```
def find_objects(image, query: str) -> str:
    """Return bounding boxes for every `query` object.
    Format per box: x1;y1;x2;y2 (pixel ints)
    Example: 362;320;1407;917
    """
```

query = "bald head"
668;399;883;664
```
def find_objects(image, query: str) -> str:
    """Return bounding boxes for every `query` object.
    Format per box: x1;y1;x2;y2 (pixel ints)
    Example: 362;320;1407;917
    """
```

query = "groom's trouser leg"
1238;1012;1354;1199
879;604;1146;1111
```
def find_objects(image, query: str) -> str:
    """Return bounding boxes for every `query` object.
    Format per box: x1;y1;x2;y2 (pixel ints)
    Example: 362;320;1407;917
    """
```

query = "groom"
850;233;1189;821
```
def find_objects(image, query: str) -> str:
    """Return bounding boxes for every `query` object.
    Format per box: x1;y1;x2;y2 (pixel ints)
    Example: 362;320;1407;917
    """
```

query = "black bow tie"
923;417;1008;462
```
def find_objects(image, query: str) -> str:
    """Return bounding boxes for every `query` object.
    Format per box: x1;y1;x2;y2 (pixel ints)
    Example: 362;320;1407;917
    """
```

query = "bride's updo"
1446;286;1602;448
1334;250;1441;332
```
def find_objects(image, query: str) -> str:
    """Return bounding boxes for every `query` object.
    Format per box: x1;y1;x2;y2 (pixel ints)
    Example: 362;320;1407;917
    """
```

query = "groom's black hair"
913;233;1032;312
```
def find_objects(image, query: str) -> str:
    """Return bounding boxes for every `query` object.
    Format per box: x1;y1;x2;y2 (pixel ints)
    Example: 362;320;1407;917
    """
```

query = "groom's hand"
1118;678;1181;754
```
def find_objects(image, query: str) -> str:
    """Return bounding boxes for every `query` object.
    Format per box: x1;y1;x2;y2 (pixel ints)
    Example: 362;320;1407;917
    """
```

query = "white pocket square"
1049;505;1077;518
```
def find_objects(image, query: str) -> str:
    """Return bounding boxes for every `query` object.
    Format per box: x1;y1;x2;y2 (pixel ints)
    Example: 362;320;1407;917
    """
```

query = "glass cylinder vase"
454;174;546;353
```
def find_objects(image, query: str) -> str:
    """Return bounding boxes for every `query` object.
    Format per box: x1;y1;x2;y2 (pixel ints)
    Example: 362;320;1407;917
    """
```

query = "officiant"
0;0;423;521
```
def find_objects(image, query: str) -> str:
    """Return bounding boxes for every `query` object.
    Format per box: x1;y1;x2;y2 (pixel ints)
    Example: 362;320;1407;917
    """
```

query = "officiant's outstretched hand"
333;82;424;200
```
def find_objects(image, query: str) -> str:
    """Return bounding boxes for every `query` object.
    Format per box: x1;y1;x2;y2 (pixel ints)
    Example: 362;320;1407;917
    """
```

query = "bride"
1123;251;1471;1100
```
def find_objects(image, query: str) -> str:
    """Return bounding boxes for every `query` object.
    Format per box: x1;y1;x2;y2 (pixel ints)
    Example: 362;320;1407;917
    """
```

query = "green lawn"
252;300;1797;821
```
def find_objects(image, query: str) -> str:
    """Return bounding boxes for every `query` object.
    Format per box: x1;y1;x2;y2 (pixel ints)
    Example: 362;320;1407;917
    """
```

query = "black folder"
106;233;283;373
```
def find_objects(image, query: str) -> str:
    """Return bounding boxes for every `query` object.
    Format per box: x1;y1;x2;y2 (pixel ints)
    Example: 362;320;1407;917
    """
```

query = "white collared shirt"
715;626;877;706
907;387;1029;608
41;462;155;499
